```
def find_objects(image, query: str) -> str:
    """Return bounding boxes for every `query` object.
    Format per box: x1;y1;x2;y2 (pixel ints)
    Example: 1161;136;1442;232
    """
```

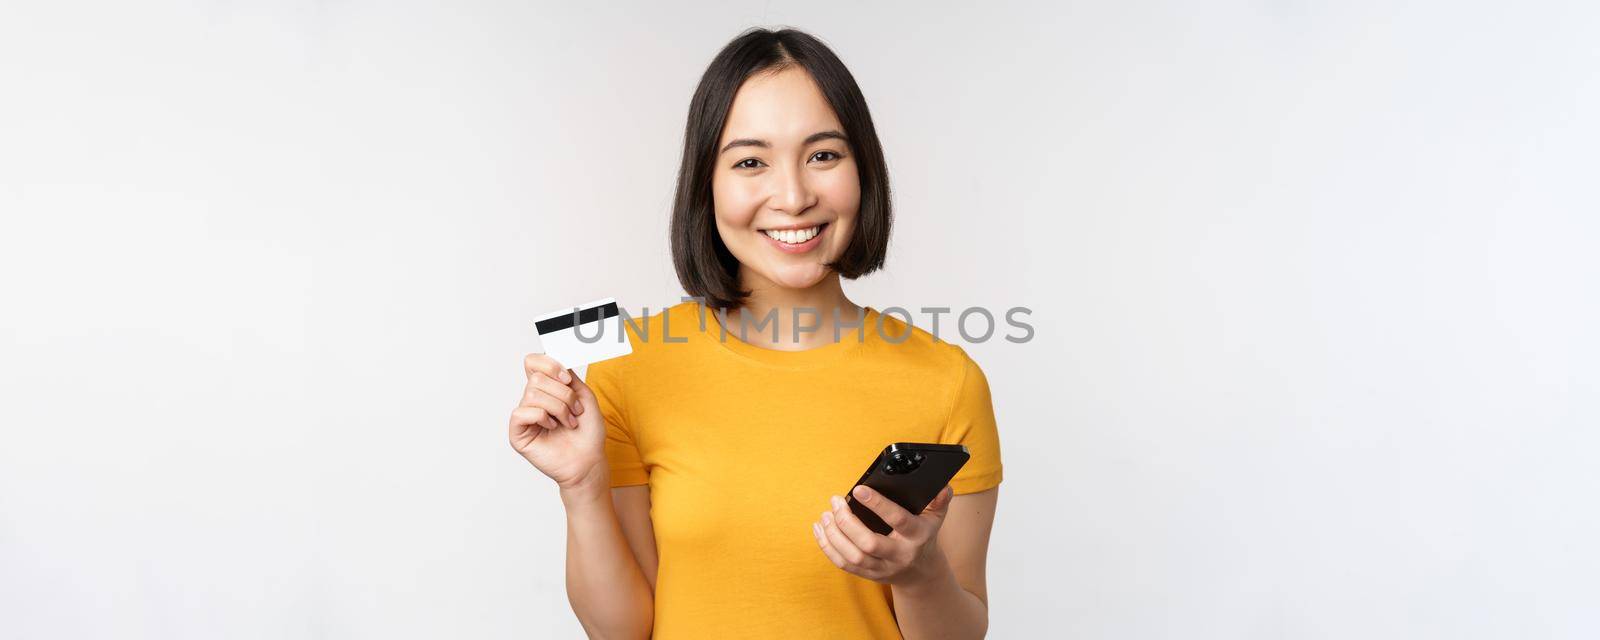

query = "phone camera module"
884;450;924;475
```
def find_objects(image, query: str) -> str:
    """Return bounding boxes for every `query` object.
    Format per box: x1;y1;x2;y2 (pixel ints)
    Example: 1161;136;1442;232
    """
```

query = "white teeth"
764;226;821;244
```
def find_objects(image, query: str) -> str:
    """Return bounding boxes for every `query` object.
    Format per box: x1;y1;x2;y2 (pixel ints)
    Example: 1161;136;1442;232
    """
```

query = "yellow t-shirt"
585;301;1003;639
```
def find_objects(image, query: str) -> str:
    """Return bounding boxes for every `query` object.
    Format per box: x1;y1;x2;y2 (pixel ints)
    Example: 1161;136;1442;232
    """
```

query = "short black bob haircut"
670;27;892;310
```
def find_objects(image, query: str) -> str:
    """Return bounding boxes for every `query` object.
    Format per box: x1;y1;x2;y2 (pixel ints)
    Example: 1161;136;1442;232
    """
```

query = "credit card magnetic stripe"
535;300;621;335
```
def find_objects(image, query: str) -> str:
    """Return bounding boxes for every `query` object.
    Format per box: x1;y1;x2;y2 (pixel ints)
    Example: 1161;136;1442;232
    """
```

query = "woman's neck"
722;270;864;351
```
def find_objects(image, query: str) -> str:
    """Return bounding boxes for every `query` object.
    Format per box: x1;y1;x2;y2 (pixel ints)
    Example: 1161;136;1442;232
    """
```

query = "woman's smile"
759;221;830;254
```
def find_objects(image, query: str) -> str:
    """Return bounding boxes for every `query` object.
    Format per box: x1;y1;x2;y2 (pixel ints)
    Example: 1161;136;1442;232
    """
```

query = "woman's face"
712;66;860;292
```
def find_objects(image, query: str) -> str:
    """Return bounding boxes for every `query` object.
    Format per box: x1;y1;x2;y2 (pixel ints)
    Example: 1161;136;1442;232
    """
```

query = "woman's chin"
764;263;832;290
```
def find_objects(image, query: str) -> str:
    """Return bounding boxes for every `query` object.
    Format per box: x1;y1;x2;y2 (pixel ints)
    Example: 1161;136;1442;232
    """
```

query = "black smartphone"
845;443;969;535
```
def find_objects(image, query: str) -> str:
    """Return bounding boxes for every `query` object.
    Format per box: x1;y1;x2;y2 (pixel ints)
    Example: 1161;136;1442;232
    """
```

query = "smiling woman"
714;79;857;279
509;27;1001;640
672;31;892;318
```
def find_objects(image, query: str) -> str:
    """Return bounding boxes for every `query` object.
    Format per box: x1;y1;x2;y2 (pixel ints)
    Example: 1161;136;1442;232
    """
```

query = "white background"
3;1;1597;638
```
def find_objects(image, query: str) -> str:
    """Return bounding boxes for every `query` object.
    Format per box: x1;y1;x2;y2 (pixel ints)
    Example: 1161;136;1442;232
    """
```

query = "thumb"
922;485;955;516
568;369;599;409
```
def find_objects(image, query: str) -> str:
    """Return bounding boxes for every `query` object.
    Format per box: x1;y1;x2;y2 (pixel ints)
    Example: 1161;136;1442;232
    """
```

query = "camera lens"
900;453;921;473
883;450;920;475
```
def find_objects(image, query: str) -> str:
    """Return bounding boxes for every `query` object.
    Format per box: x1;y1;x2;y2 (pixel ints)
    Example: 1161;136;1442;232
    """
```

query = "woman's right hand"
509;353;608;493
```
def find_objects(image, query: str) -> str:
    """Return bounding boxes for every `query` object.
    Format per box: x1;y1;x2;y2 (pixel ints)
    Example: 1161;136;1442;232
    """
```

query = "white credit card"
534;297;633;368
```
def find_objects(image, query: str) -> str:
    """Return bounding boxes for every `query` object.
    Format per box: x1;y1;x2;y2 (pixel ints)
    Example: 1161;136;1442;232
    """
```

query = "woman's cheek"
723;183;769;223
818;167;861;214
823;180;861;248
711;183;757;229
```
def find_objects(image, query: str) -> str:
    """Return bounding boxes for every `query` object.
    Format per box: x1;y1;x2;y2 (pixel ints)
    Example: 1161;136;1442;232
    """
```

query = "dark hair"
670;27;892;310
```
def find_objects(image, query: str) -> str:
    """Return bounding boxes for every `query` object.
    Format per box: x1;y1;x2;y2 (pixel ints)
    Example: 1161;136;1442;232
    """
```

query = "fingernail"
560;369;572;384
821;512;833;526
813;523;823;537
572;402;583;415
830;495;845;510
852;485;871;502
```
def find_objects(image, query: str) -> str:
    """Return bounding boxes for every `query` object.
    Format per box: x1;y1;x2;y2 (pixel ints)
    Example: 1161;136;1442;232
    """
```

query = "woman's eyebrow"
719;130;848;154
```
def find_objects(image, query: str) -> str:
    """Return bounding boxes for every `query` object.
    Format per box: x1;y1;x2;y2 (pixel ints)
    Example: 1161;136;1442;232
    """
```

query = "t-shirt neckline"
697;304;880;369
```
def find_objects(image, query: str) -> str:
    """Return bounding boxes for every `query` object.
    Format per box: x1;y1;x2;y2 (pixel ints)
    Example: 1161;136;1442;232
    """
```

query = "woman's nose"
769;162;817;215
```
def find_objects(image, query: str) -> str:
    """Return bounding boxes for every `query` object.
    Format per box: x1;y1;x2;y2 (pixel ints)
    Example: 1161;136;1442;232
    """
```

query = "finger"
525;373;581;418
831;495;893;559
509;405;547;427
821;509;886;573
519;391;576;429
850;485;917;534
513;406;562;431
566;368;592;416
813;521;848;569
922;485;955;515
522;352;572;384
509;406;559;439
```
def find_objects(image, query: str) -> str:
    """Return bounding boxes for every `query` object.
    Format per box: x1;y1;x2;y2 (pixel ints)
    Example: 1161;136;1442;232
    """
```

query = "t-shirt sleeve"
941;351;1003;495
584;362;649;488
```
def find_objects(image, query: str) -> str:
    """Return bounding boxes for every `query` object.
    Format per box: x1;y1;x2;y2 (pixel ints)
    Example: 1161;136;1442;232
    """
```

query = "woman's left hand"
811;484;955;586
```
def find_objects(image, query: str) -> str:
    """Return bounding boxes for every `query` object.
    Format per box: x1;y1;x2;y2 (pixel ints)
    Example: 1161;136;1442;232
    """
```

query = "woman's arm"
512;355;655;638
890;488;997;639
560;473;655;639
610;485;659;590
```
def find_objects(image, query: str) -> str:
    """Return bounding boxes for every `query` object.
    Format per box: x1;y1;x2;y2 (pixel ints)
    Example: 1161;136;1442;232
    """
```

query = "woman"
509;28;1002;639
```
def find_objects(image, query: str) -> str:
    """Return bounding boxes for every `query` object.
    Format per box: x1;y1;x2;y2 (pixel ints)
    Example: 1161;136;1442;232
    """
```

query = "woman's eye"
811;151;842;163
734;158;766;169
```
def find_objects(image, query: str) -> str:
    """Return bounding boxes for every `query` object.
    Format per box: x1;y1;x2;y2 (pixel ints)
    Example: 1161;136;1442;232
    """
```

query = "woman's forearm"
890;549;988;639
560;480;653;639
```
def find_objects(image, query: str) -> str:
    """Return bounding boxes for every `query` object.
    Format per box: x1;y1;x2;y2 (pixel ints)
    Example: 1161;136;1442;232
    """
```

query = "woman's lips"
760;222;828;254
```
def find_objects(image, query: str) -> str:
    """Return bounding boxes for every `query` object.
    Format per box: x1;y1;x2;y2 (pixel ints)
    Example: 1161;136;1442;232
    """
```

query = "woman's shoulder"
860;306;983;376
585;300;700;375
